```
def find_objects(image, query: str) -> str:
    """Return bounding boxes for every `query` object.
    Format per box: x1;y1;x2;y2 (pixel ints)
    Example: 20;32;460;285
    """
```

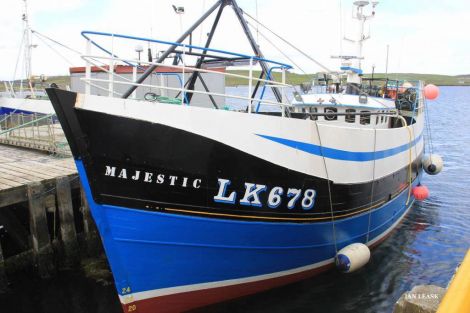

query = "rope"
423;96;434;156
366;127;377;243
314;121;338;254
12;31;26;83
34;34;76;66
243;10;332;73
31;30;82;55
243;9;392;109
245;19;307;74
396;115;414;205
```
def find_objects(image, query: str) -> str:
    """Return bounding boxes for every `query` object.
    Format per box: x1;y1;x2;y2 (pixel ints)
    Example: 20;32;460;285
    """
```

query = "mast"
122;0;283;105
22;0;32;82
332;1;378;89
121;0;224;99
351;0;377;70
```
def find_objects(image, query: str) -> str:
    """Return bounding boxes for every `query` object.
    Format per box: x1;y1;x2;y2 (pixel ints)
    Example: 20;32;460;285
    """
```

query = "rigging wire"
12;31;26;83
31;30;82;55
245;20;307;74
366;127;377;243
243;8;393;109
34;34;75;66
255;0;259;44
242;9;332;73
339;0;343;56
313;121;338;254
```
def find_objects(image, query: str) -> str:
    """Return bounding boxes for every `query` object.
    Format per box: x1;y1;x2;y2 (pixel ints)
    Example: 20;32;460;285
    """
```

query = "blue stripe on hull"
0;107;37;115
76;160;417;296
257;133;423;161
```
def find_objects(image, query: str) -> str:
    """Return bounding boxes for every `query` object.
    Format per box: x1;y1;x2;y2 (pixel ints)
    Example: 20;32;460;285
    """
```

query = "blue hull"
77;160;417;312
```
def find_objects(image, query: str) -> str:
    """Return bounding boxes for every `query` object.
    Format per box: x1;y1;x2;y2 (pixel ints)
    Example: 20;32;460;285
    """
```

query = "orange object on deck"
387;89;397;99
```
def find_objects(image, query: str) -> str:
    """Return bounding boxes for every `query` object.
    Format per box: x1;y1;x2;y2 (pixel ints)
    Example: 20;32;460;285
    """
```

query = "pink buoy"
424;84;439;100
412;185;429;201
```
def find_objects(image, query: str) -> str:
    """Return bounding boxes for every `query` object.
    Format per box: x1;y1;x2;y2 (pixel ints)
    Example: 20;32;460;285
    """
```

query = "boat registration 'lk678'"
104;166;316;210
214;178;316;210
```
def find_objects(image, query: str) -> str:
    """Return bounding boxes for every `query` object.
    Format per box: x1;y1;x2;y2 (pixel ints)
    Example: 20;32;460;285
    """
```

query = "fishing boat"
46;0;442;312
0;0;56;117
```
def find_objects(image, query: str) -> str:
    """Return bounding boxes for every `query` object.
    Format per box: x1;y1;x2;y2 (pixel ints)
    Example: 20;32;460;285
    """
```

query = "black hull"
47;89;421;222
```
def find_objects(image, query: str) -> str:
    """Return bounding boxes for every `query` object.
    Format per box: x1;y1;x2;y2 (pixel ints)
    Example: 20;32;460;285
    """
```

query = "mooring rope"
395;115;414;205
366;127;377;243
313;121;338;254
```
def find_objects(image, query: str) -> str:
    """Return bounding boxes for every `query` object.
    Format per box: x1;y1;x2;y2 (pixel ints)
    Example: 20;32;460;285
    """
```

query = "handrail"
81;55;292;88
80;54;291;110
80;77;291;109
80;30;293;70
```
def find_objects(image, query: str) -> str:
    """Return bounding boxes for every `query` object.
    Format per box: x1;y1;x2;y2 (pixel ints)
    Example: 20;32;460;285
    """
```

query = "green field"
225;70;470;86
0;76;71;92
1;72;469;92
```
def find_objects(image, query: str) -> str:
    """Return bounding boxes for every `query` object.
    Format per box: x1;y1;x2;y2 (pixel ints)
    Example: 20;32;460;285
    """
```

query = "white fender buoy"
335;243;371;273
422;154;444;175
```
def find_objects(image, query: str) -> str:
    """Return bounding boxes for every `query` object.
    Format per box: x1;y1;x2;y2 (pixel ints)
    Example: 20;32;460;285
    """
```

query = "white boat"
0;0;55;116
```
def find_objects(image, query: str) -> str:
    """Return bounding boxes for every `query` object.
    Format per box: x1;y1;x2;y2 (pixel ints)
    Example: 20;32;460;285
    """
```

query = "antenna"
332;1;378;87
22;0;32;81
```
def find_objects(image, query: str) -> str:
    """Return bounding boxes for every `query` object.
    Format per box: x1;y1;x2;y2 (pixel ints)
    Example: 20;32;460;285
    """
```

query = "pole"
230;0;283;103
121;0;223;99
185;2;225;103
85;39;91;95
385;44;389;76
248;57;253;113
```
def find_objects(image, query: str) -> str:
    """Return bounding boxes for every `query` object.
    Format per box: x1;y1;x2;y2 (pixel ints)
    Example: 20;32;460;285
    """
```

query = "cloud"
0;0;468;80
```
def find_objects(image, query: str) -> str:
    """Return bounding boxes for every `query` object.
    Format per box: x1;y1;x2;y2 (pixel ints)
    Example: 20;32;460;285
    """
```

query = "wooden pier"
0;144;100;291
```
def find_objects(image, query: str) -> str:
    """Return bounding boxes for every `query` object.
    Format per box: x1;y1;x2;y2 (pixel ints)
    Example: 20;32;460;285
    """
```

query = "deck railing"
0;113;71;156
80;31;294;115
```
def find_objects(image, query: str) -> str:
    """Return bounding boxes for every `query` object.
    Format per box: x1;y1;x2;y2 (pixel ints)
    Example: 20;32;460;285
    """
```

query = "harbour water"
0;86;469;313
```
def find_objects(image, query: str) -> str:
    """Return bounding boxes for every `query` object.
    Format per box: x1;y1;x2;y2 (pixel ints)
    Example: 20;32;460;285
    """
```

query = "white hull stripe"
76;94;424;184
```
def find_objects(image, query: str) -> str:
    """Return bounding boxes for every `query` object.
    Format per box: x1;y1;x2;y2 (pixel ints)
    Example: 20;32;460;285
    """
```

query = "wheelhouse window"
324;107;337;121
309;107;317;120
345;109;356;123
360;110;371;125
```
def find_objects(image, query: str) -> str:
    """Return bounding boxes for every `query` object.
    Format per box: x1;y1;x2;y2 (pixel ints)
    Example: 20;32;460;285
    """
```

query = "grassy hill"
1;72;468;92
0;76;71;92
225;70;470;86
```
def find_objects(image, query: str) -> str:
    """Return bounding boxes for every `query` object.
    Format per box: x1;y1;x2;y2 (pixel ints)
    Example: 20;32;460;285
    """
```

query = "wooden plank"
4;162;57;179
0;186;27;206
0;172;31;185
56;176;79;266
10;162;65;178
27;182;55;278
28;160;77;174
0;177;22;188
0;167;43;185
1;163;54;180
0;182;15;191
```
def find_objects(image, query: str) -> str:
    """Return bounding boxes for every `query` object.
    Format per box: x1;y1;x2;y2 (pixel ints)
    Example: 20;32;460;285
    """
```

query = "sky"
0;0;469;80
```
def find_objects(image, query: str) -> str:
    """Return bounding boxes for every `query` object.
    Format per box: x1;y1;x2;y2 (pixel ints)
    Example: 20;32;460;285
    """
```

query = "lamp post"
135;45;143;65
172;5;185;34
